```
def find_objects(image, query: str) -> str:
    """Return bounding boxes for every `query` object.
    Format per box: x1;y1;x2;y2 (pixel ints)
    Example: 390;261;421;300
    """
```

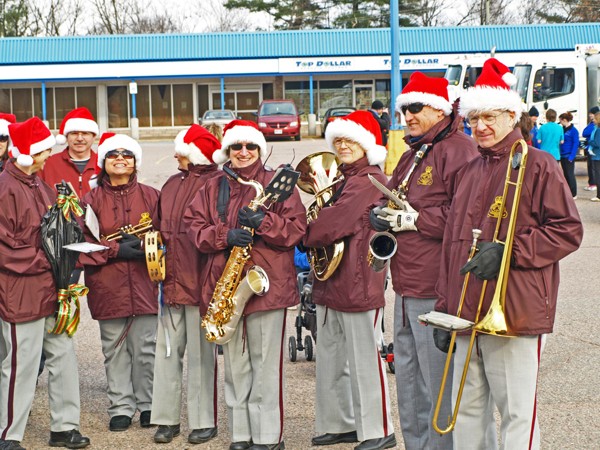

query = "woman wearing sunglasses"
78;133;160;433
0;113;16;173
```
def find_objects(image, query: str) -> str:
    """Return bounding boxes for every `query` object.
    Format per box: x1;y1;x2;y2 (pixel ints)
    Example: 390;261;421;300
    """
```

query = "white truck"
443;45;600;132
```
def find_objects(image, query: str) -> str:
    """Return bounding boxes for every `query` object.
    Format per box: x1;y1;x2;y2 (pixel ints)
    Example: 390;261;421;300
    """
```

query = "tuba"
295;152;344;281
202;165;300;344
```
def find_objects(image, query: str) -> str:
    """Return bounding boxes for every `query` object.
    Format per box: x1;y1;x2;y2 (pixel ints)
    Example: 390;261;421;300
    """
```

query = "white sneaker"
584;185;597;191
590;197;600;202
573;196;578;200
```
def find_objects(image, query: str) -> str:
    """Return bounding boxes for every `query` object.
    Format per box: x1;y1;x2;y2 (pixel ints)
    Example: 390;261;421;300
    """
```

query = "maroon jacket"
386;108;478;298
0;161;56;323
79;176;159;320
183;160;306;316
39;148;98;198
157;163;220;307
435;129;583;335
305;157;387;312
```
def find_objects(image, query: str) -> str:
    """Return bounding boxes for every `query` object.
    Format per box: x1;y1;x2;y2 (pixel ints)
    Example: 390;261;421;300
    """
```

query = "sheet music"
63;242;109;253
85;205;101;242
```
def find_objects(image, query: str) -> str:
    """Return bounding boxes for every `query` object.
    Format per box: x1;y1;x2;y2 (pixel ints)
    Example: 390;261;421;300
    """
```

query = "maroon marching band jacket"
385;105;479;299
79;175;159;321
0;161;57;323
157;163;220;307
39;148;98;198
304;156;387;313
183;159;307;316
435;128;583;335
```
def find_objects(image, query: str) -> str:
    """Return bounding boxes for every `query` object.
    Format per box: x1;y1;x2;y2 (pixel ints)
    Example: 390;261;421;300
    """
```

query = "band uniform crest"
488;196;508;219
417;166;433;186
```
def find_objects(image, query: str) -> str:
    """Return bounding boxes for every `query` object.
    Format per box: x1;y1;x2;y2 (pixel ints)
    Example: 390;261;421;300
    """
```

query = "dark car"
256;99;302;141
321;107;356;137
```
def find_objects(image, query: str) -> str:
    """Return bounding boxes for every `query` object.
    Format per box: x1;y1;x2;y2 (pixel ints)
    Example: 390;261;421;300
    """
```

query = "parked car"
321;107;356;137
256;99;302;141
199;109;238;127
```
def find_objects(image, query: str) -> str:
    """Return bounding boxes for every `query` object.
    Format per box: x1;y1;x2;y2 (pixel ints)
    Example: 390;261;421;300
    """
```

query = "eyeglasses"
466;112;504;128
105;150;135;160
333;138;359;148
230;143;259;151
401;103;425;115
0;135;8;143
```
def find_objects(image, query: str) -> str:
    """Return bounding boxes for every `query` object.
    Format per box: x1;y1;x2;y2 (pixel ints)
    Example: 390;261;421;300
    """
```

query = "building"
1;23;599;138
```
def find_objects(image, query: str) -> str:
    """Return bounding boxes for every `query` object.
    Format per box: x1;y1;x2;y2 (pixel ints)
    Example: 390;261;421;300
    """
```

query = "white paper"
85;205;101;242
63;242;109;253
417;311;474;331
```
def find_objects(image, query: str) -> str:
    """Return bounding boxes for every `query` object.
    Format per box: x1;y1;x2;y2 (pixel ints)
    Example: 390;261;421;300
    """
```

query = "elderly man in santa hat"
306;110;395;450
39;107;100;198
183;120;306;450
150;125;222;445
435;58;583;449
368;72;478;450
0;117;90;450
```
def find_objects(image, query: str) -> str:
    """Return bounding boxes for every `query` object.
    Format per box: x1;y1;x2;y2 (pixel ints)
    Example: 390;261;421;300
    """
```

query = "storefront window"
317;80;352;118
107;86;129;128
173;84;193;126
77;87;97;119
136;85;151;127
284;81;315;121
0;89;10;113
151;85;172;127
375;79;391;110
12;89;33;122
55;87;76;125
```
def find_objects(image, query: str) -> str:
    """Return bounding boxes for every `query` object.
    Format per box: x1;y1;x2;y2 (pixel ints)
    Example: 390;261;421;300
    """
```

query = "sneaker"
591;197;600;202
48;430;90;448
154;424;180;444
584;185;597;191
0;440;25;450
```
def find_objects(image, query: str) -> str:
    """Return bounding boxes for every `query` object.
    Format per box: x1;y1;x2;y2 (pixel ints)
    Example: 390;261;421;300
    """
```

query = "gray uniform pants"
0;315;81;441
151;305;217;429
98;315;156;418
223;309;287;445
315;306;394;442
394;295;453;450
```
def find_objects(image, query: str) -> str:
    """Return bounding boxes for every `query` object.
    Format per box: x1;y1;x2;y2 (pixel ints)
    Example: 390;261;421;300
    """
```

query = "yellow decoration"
417;166;433;186
488;196;508;219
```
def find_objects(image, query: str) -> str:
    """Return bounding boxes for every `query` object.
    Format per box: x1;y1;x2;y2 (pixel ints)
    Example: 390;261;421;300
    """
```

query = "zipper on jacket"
79;174;83;196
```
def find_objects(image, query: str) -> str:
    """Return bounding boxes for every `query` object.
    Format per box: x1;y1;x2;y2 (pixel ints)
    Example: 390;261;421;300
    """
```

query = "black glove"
227;229;254;247
117;232;145;260
433;328;455;354
369;206;391;232
459;242;504;280
238;206;265;230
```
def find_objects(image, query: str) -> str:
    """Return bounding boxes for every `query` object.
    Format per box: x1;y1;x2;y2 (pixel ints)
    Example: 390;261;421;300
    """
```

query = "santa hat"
459;58;522;122
8;117;56;167
213;120;267;164
174;124;221;165
0;113;16;137
324;110;387;166
97;132;142;169
55;107;99;145
395;72;452;116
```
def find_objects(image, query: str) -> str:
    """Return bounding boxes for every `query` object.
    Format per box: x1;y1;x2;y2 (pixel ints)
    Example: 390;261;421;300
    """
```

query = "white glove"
377;206;419;232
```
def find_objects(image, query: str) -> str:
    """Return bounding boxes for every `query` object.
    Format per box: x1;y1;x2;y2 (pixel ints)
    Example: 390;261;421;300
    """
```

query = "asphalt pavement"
22;138;600;449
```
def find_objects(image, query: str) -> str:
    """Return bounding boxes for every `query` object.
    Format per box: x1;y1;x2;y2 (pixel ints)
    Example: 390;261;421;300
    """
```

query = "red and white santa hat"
55;107;99;145
395;72;453;116
459;58;522;122
8;117;56;167
89;133;142;189
174;124;221;165
325;110;387;166
213;120;267;164
0;113;16;137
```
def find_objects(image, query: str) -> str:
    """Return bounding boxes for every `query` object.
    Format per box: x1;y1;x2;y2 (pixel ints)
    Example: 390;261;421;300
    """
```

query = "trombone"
422;139;528;435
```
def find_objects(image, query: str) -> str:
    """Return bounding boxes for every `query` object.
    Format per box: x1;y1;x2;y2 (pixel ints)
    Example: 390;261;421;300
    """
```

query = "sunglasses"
401;103;425;115
105;150;135;160
230;143;259;151
0;136;9;143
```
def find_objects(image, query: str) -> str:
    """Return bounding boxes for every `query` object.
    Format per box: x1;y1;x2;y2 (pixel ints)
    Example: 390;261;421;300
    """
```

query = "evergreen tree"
0;0;29;37
224;0;327;30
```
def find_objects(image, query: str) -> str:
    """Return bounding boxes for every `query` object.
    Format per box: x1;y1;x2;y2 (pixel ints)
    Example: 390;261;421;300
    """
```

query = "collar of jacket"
5;159;39;187
188;162;218;176
101;173;138;192
61;147;98;167
479;128;524;160
340;155;369;177
224;158;264;182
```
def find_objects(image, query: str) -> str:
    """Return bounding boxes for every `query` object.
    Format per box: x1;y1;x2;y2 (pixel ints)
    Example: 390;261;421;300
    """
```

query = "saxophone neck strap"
217;175;230;224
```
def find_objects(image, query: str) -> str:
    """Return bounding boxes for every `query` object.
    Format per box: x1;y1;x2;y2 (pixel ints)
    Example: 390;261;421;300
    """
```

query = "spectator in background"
537;108;563;161
0;113;16;173
529;106;539;148
559;111;580;199
518;111;533;145
369;100;391;146
588;111;600;202
582;106;599;191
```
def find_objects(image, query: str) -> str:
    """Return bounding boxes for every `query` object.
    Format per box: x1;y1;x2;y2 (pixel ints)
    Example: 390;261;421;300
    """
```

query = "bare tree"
189;0;257;32
27;0;83;36
453;0;516;25
88;0;180;34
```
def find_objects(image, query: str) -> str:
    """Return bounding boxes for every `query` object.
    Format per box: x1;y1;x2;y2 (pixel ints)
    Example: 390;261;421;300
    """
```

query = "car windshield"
204;111;234;120
260;103;296;115
331;109;354;117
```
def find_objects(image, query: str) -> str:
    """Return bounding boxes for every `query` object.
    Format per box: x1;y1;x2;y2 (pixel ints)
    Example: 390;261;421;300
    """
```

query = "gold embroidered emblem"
488;196;508;218
417;166;433;186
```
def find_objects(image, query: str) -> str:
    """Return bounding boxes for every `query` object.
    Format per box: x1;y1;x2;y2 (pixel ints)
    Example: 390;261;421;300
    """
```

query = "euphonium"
295;152;344;281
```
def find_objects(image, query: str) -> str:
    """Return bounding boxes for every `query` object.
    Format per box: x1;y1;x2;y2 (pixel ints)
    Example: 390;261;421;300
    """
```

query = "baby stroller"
288;270;317;362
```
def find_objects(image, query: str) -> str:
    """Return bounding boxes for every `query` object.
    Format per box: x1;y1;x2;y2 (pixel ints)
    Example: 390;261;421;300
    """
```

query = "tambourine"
145;231;166;282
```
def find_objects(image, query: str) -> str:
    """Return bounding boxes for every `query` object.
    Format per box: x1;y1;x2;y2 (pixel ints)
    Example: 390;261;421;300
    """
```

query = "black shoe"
354;434;396;450
249;443;284;450
109;415;132;432
140;411;153;428
229;441;253;450
154;425;180;444
188;427;218;444
0;440;25;450
312;431;358;446
48;430;90;449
